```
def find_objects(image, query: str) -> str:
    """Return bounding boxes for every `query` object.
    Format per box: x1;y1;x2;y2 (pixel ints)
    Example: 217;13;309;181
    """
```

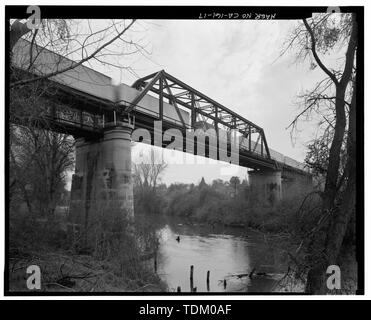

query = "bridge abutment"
69;122;134;236
248;170;282;206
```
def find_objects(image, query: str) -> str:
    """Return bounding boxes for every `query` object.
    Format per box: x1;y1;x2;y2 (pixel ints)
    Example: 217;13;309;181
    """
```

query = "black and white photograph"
3;4;364;299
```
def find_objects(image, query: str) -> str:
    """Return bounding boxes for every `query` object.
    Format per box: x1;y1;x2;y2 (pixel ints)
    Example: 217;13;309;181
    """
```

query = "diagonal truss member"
127;70;271;159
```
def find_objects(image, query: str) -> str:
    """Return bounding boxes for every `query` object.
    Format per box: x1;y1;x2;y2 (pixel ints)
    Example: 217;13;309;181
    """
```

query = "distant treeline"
134;176;313;233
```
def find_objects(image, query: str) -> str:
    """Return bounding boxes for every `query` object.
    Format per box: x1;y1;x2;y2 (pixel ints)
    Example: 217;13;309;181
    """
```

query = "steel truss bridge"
10;40;311;177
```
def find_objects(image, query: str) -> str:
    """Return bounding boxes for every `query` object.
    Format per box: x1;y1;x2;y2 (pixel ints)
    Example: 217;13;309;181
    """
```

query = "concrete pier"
69;122;134;232
248;170;282;206
282;171;313;200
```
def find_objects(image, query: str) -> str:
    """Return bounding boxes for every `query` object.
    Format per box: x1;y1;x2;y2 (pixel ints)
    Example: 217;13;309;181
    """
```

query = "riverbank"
8;212;167;293
167;198;302;234
8;246;166;292
164;181;309;235
162;204;357;294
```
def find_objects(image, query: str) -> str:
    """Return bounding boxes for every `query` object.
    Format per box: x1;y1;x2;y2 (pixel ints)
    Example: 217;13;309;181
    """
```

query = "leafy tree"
198;177;207;189
229;176;241;197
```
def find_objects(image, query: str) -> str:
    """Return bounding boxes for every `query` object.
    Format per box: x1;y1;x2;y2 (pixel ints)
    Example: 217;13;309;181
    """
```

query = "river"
147;216;287;293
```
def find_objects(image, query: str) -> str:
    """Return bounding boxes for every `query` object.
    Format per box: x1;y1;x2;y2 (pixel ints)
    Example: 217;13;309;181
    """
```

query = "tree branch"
11;19;136;88
302;18;339;85
9;20;32;51
339;14;358;88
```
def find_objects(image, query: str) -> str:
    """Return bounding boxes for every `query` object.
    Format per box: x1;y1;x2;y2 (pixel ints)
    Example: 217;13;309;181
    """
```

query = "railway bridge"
11;39;313;225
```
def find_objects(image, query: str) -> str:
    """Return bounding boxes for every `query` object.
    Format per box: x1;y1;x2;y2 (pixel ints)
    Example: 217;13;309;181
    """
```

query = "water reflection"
151;216;285;293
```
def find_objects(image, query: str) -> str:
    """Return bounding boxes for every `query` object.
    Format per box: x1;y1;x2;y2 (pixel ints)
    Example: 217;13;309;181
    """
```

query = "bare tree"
133;149;167;191
132;149;167;215
9;18;150;131
10;19;140;88
10;125;75;218
283;13;357;293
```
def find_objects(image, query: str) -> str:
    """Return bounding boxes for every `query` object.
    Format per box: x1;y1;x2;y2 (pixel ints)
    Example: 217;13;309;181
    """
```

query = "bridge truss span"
127;70;271;159
11;36;310;175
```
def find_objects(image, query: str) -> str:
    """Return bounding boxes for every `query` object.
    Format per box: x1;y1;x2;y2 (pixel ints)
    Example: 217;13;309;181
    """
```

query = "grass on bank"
8;207;166;292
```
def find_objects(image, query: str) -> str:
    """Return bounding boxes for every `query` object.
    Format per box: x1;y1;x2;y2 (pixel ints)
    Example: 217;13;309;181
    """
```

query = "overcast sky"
77;19;332;185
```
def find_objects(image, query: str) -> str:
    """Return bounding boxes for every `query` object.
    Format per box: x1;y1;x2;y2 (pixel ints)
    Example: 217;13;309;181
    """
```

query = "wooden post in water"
206;270;210;292
223;279;227;290
249;267;256;279
190;265;194;292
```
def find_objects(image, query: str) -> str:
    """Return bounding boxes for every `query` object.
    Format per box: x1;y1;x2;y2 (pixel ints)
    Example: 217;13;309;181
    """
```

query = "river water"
149;216;287;293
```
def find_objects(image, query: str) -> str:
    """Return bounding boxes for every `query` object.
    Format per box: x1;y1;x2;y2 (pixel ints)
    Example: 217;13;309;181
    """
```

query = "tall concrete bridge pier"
70;122;134;233
248;168;313;206
248;169;282;206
